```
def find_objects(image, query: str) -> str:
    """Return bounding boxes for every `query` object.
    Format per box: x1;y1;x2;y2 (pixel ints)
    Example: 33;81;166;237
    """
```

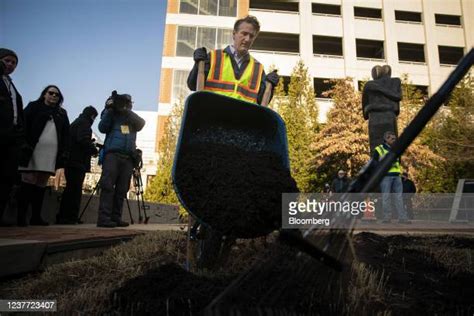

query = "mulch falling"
175;143;299;238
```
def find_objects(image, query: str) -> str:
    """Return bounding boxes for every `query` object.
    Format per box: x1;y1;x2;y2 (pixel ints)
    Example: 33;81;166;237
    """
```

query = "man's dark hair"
234;15;260;34
82;105;98;118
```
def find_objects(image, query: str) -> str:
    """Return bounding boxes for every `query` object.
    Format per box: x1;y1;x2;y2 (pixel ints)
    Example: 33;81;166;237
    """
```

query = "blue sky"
0;0;167;134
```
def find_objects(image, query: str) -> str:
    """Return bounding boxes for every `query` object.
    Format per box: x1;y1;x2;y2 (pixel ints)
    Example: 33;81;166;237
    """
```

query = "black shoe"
30;218;49;226
113;221;129;227
97;222;117;228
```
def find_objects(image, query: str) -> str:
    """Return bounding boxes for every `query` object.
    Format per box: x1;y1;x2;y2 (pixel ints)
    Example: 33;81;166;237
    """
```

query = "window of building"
413;85;429;97
435;14;461;26
179;0;237;17
354;6;382;19
314;78;334;98
249;0;299;12
438;46;464;65
398;42;425;63
312;3;341;16
356;39;384;59
313;35;343;56
395;10;422;23
252;32;299;53
176;26;233;57
172;70;191;101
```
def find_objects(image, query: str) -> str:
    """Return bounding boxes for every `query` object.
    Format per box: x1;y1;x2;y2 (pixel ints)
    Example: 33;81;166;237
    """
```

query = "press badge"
120;125;130;134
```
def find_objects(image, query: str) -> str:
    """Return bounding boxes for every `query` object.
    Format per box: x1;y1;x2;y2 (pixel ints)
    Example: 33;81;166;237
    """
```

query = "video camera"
105;90;132;113
133;148;143;170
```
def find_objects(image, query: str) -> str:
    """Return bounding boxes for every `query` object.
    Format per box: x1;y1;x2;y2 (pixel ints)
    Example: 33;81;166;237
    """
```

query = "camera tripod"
132;167;150;224
78;168;150;224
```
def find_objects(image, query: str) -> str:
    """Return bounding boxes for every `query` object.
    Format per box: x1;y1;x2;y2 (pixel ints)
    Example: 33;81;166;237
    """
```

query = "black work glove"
193;47;207;63
266;70;279;87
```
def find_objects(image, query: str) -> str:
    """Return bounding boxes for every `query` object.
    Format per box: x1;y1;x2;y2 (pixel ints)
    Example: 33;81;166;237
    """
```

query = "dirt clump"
175;143;299;238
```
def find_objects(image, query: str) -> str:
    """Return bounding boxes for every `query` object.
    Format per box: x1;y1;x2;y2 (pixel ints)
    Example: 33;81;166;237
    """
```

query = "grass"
1;232;473;315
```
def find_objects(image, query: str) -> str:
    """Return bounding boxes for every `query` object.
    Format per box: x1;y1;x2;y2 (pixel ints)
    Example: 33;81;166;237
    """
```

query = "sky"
0;0;167;135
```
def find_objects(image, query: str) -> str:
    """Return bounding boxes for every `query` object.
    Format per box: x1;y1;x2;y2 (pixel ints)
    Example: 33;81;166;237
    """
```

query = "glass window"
176;26;197;57
249;0;299;12
395;10;422;23
199;0;218;15
314;78;333;98
217;28;233;49
197;27;217;51
172;70;191;101
398;42;425;62
312;3;341;15
356;39;384;59
354;7;382;19
219;0;237;16
435;14;461;26
252;32;299;53
313;36;343;56
438;46;464;65
179;0;198;14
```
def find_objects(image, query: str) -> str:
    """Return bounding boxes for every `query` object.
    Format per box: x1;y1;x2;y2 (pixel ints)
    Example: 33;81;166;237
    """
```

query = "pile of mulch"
353;232;474;315
110;233;474;315
175;143;299;238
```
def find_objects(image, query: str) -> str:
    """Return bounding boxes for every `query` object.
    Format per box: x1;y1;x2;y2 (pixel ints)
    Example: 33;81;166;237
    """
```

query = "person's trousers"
0;144;19;224
97;153;134;224
17;182;47;225
58;167;86;222
380;176;407;221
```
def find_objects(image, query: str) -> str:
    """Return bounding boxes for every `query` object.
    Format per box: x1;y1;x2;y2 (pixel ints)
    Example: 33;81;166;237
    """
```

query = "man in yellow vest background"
373;131;410;224
187;15;279;104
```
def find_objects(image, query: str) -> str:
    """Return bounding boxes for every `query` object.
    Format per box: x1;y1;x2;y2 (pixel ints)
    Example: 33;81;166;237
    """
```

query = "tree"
422;74;474;191
270;60;319;192
309;78;369;191
145;100;185;217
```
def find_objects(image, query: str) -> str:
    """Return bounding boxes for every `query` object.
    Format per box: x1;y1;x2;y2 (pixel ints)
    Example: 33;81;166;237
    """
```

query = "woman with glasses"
17;85;70;226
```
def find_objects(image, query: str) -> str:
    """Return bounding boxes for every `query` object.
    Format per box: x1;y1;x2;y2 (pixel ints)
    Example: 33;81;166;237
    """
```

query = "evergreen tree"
309;78;369;191
271;60;319;192
145;100;185;218
422;74;474;191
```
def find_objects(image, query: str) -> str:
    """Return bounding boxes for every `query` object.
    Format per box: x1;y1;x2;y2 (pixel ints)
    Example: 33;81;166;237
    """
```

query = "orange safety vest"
203;49;264;104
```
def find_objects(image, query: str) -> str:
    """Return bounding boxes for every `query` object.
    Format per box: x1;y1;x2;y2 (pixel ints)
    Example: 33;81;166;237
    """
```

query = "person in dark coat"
0;48;27;226
97;91;145;228
402;172;417;220
331;170;350;193
57;106;98;224
17;85;70;226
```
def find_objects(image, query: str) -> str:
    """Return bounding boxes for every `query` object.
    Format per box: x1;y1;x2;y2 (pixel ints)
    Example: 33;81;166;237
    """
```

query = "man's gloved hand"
266;70;279;87
193;47;207;63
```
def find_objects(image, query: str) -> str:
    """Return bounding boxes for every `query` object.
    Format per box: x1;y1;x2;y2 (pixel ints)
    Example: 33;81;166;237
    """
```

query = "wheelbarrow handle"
196;60;205;92
261;81;272;106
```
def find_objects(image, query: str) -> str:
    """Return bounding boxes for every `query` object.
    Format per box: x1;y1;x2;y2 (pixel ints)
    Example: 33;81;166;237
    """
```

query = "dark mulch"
175;143;298;238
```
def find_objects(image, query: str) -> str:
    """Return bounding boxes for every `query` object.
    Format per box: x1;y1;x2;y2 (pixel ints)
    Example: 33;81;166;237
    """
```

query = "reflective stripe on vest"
204;49;263;104
375;145;402;174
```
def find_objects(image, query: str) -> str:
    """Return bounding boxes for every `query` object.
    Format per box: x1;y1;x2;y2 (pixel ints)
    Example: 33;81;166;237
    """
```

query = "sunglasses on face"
47;91;59;97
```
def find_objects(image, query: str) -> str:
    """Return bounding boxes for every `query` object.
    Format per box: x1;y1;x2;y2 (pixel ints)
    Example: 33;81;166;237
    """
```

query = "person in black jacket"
57;106;98;224
402;172;417;220
0;48;27;226
331;170;350;193
17;85;70;226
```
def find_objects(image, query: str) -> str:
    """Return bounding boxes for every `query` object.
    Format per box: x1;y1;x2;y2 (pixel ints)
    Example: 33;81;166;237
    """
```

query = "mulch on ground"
111;232;474;315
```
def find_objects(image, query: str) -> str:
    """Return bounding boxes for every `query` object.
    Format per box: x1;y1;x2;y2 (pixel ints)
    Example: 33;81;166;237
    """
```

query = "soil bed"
111;233;474;315
175;143;299;238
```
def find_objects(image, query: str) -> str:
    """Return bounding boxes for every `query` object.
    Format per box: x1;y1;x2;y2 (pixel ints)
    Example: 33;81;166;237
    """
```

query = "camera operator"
57;106;98;224
96;91;145;228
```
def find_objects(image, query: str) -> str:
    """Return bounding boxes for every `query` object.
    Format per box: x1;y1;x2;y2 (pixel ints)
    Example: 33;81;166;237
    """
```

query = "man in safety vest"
187;15;279;104
373;131;410;223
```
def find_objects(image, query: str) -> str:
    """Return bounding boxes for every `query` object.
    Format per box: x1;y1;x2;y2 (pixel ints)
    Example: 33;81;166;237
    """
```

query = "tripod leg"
125;197;134;224
136;193;143;224
78;181;100;223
